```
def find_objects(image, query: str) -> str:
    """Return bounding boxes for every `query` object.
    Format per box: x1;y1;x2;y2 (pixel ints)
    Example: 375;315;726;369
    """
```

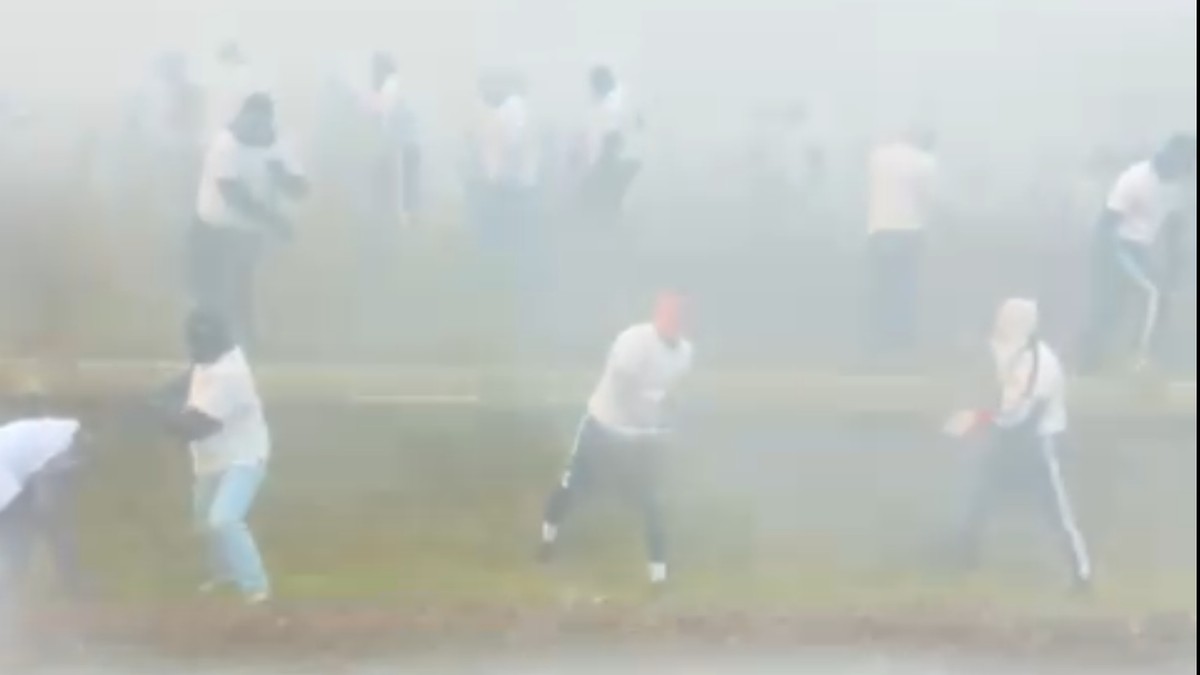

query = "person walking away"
576;65;643;228
1078;134;1196;374
152;311;272;604
865;128;939;367
943;298;1092;592
539;292;694;588
190;93;308;348
0;396;88;606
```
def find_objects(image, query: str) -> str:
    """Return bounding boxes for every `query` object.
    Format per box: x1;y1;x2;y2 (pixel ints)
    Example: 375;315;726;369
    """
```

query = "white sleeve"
1105;168;1147;217
204;134;242;182
187;367;253;423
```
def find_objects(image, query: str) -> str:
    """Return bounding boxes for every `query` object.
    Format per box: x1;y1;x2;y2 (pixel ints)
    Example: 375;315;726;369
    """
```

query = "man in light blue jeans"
157;311;271;603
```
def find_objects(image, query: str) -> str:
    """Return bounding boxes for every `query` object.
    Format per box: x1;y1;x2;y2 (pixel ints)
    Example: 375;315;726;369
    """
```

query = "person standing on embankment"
864;127;940;368
189;92;307;348
1078;134;1196;374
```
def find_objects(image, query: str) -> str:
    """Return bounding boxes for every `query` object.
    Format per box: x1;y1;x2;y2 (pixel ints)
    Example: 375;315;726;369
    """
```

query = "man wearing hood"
1079;134;1196;373
944;298;1092;592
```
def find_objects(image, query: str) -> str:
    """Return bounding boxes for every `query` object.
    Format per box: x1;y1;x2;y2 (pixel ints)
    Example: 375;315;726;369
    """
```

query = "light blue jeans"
193;463;269;596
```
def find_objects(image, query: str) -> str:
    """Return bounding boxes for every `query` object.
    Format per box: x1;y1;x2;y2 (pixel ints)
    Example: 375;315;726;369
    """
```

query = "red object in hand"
972;410;995;430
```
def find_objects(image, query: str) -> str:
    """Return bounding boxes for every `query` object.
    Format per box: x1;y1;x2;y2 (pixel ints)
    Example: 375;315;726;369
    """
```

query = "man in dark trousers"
190;93;308;347
944;298;1092;592
539;292;693;588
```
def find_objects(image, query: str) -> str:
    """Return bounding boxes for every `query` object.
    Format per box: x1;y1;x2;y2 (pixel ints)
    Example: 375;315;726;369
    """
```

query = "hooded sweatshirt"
989;299;1067;436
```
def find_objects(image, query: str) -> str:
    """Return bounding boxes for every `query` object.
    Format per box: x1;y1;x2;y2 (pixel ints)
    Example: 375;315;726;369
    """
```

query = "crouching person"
155;311;271;604
0;404;87;604
944;298;1092;592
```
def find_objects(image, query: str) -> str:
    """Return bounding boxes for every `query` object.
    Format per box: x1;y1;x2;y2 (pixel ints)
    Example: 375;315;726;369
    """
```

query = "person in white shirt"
539;292;694;587
943;298;1091;592
1079;134;1196;373
367;51;421;227
864;129;939;364
468;71;540;248
0;397;86;600
576;65;643;227
153;311;271;604
190;92;308;347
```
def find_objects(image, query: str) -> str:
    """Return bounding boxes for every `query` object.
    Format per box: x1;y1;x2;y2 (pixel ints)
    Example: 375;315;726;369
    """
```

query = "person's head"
217;40;246;67
652;291;686;346
230;92;276;146
186;310;235;365
908;124;937;153
371;51;396;89
1152;134;1197;182
990;297;1039;361
155;51;187;84
588;65;617;100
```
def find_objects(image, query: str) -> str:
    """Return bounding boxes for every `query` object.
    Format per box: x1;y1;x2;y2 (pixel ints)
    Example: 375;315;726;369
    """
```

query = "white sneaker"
244;591;271;606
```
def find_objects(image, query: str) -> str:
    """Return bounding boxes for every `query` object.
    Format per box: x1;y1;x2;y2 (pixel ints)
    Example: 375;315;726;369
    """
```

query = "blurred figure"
540;292;694;588
575;65;643;227
366;51;421;227
747;101;825;233
0;394;87;603
864;127;939;366
125;51;204;226
468;70;540;248
1078;134;1196;373
202;41;262;145
943;299;1092;592
152;311;271;605
190;93;308;347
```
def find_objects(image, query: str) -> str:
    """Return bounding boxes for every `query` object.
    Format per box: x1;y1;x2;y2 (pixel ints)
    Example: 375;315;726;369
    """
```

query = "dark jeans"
542;415;667;566
865;230;925;360
1079;236;1169;371
0;472;84;602
953;430;1092;584
187;222;262;347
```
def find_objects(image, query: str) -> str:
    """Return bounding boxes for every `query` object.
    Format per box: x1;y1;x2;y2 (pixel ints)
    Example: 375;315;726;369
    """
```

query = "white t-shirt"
0;417;80;511
868;141;939;235
993;342;1068;437
588;323;694;435
195;128;298;229
373;74;418;148
481;94;539;188
585;85;639;166
187;347;270;475
1106;160;1182;246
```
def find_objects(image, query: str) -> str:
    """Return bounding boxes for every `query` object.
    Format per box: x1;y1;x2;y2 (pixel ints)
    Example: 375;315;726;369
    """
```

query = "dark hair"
589;65;616;97
1154;133;1197;180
